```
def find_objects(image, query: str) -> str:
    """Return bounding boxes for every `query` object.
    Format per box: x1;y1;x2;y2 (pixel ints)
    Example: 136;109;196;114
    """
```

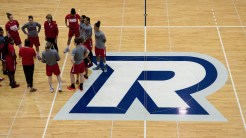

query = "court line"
7;88;28;138
118;0;126;52
110;120;114;138
2;25;246;28
165;0;171;52
212;9;246;131
110;0;126;137
231;0;246;37
176;121;180;138
41;0;63;138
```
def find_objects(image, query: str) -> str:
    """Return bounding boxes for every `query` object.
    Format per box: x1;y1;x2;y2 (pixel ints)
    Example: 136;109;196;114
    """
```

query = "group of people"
0;8;107;93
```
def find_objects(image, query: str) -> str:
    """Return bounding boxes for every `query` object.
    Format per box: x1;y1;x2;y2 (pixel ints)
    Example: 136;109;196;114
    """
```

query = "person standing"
0;27;7;75
93;21;107;72
19;39;37;92
44;14;59;52
67;37;89;91
5;13;22;48
79;15;86;38
21;15;41;59
42;42;62;92
63;8;81;53
3;36;19;88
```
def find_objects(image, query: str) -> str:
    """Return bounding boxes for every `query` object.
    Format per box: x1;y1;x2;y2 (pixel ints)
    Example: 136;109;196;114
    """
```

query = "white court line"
2;25;246;28
118;0;126;52
212;9;246;131
231;0;246;37
110;120;114;138
144;120;147;138
165;0;172;52
7;88;28;138
176;121;180;138
110;0;126;137
41;0;63;138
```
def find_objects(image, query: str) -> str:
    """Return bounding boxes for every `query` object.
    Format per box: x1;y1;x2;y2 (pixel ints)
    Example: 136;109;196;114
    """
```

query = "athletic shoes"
30;88;37;92
103;66;107;72
67;84;76;90
50;87;54;93
84;75;88;79
76;80;79;84
3;71;7;75
63;47;70;53
0;78;4;81
11;84;20;88
79;83;83;91
93;66;100;70
58;85;62;92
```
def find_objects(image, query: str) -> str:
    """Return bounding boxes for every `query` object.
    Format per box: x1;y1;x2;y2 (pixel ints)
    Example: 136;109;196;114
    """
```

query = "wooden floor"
0;0;246;137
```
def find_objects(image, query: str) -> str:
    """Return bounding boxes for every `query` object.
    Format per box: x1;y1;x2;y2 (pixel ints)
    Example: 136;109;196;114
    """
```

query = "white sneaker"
58;85;62;92
50;87;54;93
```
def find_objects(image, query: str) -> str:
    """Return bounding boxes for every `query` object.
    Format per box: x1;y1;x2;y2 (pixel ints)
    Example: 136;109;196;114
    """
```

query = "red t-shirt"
44;21;59;38
19;47;36;65
65;14;80;29
5;44;15;62
5;20;20;36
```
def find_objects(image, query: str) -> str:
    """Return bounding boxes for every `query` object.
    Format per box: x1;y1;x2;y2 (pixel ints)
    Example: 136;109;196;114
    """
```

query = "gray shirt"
79;22;85;37
21;22;41;37
71;45;88;64
82;24;92;40
42;49;60;66
95;30;106;49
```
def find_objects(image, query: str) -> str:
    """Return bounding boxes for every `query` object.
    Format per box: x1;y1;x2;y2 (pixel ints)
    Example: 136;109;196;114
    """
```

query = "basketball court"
0;0;246;137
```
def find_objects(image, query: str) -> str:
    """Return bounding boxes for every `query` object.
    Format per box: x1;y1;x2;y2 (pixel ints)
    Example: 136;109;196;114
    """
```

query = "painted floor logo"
55;52;228;121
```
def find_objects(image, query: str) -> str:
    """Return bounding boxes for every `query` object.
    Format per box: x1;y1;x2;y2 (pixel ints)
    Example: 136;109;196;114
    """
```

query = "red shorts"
70;61;85;74
6;58;16;71
95;47;106;58
46;63;61;76
68;28;80;38
11;34;22;46
84;38;93;51
29;36;40;47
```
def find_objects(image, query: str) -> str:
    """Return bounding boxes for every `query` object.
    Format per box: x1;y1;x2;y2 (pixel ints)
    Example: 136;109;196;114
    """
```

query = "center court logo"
54;52;228;122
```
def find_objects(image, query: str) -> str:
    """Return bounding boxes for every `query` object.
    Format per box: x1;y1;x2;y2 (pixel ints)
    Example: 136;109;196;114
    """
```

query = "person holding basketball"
63;8;81;53
5;13;22;48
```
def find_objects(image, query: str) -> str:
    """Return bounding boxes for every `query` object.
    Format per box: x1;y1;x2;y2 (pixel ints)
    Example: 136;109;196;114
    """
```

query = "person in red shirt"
5;13;22;48
19;39;37;92
44;14;59;52
3;36;19;88
63;8;81;53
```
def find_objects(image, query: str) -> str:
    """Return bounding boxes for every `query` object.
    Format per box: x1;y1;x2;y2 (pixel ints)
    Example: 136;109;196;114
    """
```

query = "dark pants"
23;64;34;88
46;37;58;52
7;70;16;87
